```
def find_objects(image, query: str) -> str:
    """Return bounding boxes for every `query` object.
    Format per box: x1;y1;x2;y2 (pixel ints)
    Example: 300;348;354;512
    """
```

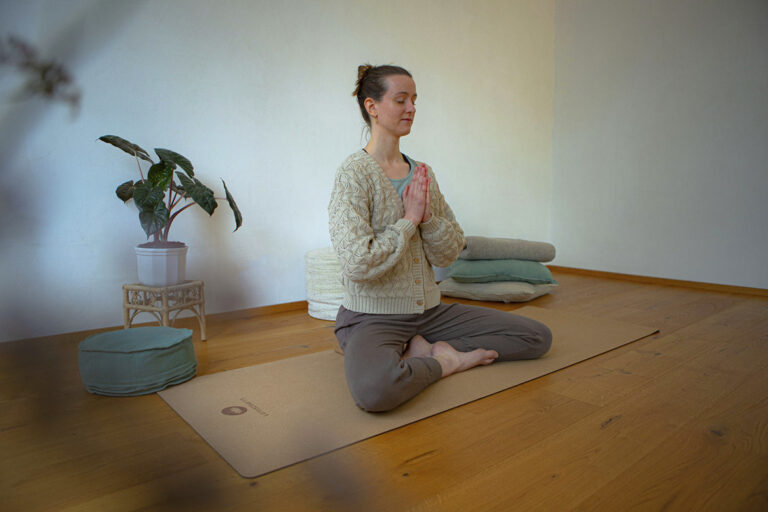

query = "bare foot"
402;335;433;360
430;341;498;378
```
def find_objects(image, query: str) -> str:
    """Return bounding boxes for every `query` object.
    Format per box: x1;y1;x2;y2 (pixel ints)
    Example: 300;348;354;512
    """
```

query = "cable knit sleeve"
328;162;417;282
418;166;466;268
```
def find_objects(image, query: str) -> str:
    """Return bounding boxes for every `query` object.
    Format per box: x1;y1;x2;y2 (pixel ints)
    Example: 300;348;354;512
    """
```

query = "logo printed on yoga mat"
240;397;269;416
221;406;248;416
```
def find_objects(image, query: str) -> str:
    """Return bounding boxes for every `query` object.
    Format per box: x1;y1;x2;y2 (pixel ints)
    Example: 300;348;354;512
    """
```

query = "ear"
363;97;377;118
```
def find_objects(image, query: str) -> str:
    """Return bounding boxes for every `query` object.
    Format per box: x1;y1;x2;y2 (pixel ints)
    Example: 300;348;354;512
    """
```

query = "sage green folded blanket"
459;236;556;262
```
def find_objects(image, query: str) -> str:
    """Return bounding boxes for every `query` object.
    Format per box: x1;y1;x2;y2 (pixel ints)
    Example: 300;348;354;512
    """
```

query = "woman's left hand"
416;164;432;223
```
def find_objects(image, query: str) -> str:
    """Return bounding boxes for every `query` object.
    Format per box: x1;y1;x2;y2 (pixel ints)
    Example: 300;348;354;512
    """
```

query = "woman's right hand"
402;168;429;225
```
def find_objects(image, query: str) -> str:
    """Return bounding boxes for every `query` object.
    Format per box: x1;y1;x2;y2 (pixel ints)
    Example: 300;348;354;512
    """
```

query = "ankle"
430;342;460;377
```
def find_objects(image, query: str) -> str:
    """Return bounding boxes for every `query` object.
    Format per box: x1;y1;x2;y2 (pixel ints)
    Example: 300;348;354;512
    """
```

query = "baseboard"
1;301;313;345
547;265;768;297
204;300;309;321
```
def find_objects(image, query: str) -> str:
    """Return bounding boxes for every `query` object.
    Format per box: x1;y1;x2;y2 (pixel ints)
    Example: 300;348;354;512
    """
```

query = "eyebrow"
394;91;417;97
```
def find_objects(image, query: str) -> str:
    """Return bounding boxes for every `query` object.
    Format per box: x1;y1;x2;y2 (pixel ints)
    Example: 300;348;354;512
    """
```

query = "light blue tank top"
362;149;416;196
389;154;416;196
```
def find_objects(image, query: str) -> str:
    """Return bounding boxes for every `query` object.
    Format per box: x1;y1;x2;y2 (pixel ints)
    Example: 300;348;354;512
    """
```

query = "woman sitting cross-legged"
329;63;552;412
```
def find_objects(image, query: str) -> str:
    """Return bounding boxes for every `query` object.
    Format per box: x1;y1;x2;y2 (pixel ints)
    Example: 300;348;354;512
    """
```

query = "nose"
406;100;416;113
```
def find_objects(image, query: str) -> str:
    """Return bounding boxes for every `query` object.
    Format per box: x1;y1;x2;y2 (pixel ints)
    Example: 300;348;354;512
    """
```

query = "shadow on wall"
2;2;235;508
189;200;250;318
0;0;151;339
0;0;149;168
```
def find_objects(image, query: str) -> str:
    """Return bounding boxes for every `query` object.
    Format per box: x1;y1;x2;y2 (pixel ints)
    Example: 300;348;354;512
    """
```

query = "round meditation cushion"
305;247;344;320
78;326;197;396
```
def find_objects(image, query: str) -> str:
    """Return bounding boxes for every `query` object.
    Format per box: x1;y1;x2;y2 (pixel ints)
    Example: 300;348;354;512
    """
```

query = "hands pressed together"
402;164;432;226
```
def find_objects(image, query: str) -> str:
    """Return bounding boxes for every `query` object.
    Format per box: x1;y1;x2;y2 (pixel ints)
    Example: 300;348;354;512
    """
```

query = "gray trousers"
334;302;552;412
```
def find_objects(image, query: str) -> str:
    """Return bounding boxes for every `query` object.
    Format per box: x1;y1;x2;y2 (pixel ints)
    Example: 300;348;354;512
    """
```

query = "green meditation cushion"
448;258;558;285
78;326;197;396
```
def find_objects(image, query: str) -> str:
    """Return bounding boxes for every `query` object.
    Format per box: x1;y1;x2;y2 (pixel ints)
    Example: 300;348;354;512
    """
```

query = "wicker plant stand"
122;280;207;341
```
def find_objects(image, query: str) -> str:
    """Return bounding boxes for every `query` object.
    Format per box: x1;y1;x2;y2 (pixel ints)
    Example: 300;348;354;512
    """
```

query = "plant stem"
133;152;145;181
166;202;196;229
170;188;182;209
164;185;174;241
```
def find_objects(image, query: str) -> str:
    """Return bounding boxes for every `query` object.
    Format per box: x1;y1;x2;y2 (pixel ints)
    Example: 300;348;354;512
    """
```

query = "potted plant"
99;135;242;286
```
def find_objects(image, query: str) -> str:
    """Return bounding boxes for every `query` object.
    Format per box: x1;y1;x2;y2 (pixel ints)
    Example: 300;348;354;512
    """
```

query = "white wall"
0;0;555;342
551;0;768;288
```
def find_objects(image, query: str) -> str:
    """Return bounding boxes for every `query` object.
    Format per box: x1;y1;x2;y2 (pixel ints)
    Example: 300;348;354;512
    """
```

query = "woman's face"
370;74;417;137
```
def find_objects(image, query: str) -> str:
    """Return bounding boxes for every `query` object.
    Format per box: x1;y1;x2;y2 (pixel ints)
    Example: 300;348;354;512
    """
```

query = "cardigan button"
416;300;423;306
413;257;420;263
415;279;421;284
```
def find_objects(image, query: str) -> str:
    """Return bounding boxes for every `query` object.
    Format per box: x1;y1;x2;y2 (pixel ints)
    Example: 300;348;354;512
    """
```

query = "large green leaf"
156;148;194;177
147;162;174;191
138;201;170;237
222;179;242;232
132;181;165;209
99;135;154;163
116;180;134;202
176;172;217;215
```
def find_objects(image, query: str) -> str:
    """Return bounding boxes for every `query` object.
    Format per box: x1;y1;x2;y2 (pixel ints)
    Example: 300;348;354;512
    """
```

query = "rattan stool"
122;280;207;340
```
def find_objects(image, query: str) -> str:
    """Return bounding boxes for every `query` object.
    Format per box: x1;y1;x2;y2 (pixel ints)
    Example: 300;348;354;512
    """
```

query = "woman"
329;64;552;412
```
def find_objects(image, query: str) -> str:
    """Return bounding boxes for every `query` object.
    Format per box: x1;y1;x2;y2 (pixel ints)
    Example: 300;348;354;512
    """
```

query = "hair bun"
353;64;373;97
357;64;373;82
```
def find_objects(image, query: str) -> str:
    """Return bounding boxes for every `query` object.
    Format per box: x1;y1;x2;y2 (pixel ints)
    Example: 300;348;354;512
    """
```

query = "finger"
417;178;428;196
419;176;428;195
410;176;423;193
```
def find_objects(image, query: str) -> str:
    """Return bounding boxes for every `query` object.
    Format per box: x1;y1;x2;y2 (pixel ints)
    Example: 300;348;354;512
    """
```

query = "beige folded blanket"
459;236;556;262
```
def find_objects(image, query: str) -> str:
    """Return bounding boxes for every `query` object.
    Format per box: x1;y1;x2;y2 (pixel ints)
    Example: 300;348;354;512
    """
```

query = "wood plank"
548;265;768;297
397;359;751;511
573;370;768;511
1;271;767;511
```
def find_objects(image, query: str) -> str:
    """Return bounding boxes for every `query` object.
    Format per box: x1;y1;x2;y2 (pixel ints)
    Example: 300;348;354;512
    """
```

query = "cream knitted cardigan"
328;150;466;314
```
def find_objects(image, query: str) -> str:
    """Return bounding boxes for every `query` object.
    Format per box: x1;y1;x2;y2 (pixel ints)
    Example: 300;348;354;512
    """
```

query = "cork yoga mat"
159;306;658;478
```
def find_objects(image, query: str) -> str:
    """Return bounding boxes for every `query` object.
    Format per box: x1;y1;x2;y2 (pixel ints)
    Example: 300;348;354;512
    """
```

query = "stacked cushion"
439;279;557;303
459;236;556;262
78;326;197;396
448;258;556;284
440;237;558;303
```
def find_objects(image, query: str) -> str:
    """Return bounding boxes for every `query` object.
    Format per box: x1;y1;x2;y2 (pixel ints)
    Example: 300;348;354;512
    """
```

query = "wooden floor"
2;270;767;511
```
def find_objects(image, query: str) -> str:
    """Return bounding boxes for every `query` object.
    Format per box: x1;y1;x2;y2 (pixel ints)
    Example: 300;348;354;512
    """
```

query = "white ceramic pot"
135;242;188;286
